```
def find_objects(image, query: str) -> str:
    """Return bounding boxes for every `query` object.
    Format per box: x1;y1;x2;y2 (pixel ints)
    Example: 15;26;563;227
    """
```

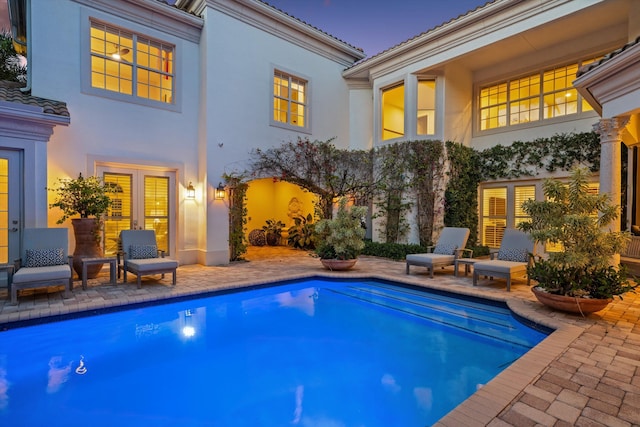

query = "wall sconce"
215;182;226;200
186;182;196;199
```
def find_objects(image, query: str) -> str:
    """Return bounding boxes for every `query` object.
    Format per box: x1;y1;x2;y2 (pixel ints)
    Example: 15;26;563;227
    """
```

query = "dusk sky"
0;0;491;58
266;0;491;56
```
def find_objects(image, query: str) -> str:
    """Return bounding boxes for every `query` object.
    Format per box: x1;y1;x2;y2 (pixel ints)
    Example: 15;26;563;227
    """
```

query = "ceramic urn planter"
531;286;612;314
71;218;104;279
320;258;357;271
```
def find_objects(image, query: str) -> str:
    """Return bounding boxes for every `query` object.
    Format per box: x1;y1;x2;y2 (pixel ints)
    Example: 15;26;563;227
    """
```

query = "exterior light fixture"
215;182;225;200
186;182;196;199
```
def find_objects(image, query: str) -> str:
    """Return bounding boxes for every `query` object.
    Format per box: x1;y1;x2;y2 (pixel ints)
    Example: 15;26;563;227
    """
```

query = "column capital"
593;116;630;143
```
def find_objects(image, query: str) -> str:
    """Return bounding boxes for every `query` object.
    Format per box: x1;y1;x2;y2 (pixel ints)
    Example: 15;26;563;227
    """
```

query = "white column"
594;117;630;265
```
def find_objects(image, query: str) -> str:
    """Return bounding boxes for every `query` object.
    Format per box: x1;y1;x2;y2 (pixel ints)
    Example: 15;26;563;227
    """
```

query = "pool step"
326;284;543;348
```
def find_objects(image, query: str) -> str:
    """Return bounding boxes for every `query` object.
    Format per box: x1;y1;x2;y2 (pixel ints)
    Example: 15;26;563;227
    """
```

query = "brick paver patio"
1;246;639;426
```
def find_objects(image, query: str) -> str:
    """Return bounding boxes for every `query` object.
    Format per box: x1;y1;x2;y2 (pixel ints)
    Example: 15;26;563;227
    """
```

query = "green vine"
224;173;249;261
445;142;481;245
478;132;600;180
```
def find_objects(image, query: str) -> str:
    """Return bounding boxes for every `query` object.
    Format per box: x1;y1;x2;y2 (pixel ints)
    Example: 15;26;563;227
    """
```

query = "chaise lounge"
405;227;470;278
472;228;534;291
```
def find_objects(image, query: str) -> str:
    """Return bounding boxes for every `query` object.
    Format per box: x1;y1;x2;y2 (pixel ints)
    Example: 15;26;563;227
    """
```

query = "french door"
98;166;175;257
0;150;21;287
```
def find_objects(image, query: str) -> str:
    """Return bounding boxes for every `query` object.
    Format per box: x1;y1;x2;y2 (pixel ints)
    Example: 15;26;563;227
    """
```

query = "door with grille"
98;166;175;257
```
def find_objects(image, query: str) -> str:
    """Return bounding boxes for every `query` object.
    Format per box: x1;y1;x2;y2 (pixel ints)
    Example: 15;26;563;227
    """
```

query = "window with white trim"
417;80;436;135
90;21;174;104
479;57;600;131
273;70;307;129
381;83;405;140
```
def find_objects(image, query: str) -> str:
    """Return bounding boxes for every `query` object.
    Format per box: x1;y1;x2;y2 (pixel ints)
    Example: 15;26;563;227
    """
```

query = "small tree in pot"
315;197;366;270
518;167;635;313
49;173;114;279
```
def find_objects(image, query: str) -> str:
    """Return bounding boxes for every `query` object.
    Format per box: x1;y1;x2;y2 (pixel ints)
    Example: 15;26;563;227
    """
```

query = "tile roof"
349;0;492;65
577;35;640;77
256;0;364;53
0;81;70;117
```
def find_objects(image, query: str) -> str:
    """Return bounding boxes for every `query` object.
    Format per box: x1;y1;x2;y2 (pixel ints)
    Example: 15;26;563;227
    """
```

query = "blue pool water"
0;278;548;426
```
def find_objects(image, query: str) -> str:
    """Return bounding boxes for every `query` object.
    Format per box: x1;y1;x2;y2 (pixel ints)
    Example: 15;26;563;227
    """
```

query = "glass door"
0;150;21;287
98;166;175;257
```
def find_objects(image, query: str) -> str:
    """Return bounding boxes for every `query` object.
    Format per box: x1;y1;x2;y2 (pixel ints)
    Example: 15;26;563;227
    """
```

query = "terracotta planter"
320;258;357;271
71;218;104;279
531;286;612;314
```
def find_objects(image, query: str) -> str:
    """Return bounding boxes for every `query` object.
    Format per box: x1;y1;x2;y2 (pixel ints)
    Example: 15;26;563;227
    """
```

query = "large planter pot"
71;218;104;279
531;286;612;314
320;258;357;271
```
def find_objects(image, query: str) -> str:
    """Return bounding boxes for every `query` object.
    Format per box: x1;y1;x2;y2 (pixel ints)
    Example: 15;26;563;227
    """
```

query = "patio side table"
81;257;117;290
454;258;477;277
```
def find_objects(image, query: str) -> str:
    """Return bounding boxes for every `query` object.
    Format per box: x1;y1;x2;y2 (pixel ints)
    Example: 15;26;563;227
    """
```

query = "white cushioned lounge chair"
472;228;534;291
406;227;470;278
119;230;178;289
9;228;72;305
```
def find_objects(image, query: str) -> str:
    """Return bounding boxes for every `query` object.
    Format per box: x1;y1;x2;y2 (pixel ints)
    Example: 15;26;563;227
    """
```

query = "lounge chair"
9;228;73;305
119;230;178;289
472;228;534;291
406;227;471;278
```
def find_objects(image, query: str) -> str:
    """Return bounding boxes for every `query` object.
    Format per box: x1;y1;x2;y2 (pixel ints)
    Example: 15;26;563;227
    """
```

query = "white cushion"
406;253;455;265
13;265;71;284
127;258;178;273
473;260;527;275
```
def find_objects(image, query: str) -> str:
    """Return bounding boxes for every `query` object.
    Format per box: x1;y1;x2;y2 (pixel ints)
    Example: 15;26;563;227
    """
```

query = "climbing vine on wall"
478;132;600;180
224;173;249;261
444;141;481;246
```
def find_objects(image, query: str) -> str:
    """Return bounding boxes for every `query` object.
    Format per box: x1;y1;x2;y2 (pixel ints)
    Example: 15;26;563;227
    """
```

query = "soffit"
344;0;630;81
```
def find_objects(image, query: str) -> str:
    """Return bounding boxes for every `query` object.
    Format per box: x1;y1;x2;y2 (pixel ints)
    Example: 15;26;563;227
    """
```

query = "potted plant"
262;219;286;246
518;167;635;314
49;173;114;279
314;197;366;270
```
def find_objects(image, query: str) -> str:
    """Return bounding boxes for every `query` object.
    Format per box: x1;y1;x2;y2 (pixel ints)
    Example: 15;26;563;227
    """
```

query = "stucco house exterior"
2;0;639;270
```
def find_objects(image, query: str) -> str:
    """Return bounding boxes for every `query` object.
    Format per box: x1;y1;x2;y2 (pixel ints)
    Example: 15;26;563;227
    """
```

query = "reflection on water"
47;356;72;394
243;287;318;316
0;357;8;410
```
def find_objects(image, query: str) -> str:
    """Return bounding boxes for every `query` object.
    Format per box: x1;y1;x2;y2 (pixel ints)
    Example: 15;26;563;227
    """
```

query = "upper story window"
382;83;404;141
479;57;599;131
417;80;436;136
273;70;307;129
90;21;174;104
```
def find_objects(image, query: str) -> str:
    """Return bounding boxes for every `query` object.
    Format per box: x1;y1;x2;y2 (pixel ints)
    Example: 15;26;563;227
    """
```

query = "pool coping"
0;269;580;425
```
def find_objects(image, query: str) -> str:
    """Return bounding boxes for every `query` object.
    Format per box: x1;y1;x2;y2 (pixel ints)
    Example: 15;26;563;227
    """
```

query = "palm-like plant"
518;167;633;298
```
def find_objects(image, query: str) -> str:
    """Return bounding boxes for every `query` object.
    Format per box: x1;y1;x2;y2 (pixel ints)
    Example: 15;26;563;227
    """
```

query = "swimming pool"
0;278;548;426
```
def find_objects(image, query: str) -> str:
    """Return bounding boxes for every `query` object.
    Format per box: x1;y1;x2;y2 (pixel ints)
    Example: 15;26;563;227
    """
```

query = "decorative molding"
593;117;630;143
72;0;204;42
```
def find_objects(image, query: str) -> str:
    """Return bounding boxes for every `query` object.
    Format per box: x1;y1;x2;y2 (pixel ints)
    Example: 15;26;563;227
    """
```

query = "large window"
273;70;307;129
90;21;174;104
382;83;405;140
479;57;599;131
417;80;436;135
